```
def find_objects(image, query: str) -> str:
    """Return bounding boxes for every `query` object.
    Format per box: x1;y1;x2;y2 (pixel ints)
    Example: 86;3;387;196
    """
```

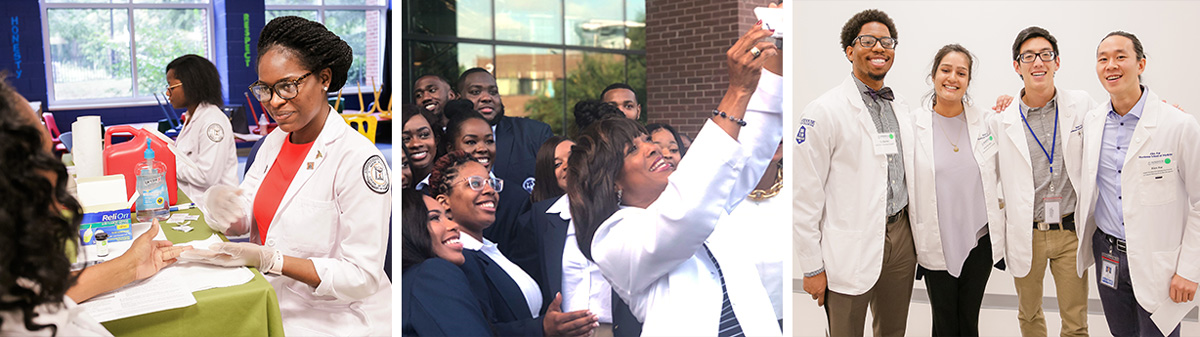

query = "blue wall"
1;0;379;133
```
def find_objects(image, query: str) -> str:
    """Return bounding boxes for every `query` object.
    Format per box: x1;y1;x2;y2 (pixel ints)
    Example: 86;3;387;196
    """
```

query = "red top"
254;138;315;243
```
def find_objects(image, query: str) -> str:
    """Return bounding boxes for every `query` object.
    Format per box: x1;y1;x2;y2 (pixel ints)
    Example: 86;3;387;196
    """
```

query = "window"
43;0;214;107
265;0;387;94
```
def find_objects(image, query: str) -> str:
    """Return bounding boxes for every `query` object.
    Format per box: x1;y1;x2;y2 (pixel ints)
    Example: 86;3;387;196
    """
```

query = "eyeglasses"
456;175;503;192
248;72;312;102
854;35;897;50
1018;50;1056;63
164;82;183;97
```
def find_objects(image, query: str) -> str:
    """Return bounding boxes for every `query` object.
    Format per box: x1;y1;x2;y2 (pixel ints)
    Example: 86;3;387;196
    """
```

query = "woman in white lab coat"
566;23;783;336
907;44;1006;336
164;54;237;204
182;16;391;336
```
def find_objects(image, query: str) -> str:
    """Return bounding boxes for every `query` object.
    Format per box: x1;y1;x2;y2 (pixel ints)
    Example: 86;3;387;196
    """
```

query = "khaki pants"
1012;229;1088;337
825;209;916;337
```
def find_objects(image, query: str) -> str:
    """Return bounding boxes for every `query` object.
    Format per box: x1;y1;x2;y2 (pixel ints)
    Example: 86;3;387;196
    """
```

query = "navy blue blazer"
461;249;544;336
522;197;644;337
485;115;551;258
401;258;493;336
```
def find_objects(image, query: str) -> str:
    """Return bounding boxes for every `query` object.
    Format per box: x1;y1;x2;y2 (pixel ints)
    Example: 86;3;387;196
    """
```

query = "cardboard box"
76;175;134;246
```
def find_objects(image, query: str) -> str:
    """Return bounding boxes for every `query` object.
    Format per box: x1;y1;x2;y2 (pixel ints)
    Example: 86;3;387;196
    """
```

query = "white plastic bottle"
135;138;170;222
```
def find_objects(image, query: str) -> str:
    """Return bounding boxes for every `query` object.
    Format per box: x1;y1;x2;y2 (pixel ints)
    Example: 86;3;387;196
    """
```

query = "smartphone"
754;7;785;39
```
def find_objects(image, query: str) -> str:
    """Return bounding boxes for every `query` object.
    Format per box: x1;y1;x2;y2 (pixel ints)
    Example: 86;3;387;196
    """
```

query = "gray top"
1018;92;1076;222
853;75;908;216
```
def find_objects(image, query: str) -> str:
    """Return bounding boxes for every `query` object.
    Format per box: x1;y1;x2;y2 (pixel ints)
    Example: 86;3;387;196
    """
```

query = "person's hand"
204;184;246;233
1170;274;1197;303
803;271;827;306
542;292;598;337
992;95;1015;113
726;21;779;96
180;241;279;273
122;219;193;281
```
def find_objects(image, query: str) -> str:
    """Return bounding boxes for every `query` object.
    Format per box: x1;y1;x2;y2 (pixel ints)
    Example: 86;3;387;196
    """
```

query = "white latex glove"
179;242;279;273
204;185;247;233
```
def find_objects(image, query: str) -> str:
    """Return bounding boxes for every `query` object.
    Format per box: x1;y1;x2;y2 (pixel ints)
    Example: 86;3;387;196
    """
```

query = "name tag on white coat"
873;133;898;155
976;132;998;157
1140;154;1176;181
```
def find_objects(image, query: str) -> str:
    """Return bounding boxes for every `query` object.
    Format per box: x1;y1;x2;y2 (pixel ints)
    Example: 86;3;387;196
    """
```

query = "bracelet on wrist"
712;109;748;127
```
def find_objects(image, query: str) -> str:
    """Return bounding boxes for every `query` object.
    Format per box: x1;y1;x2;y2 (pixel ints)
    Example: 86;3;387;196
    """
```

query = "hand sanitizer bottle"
135;139;170;222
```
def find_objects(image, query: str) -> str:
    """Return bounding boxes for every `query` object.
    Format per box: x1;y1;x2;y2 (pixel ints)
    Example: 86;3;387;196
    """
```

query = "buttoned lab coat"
793;75;916;296
209;109;392;336
175;102;238;208
985;89;1097;278
591;72;783;336
909;105;1007;271
1072;89;1200;335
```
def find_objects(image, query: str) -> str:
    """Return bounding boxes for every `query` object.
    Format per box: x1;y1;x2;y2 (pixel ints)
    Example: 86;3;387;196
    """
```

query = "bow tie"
864;86;895;101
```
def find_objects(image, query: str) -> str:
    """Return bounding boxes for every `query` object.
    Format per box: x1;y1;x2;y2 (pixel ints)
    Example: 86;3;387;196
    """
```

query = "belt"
887;208;907;224
1101;231;1128;253
1034;213;1075;231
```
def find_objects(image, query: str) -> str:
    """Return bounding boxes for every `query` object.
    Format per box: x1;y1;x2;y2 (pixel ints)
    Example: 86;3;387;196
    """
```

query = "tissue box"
76;175;135;245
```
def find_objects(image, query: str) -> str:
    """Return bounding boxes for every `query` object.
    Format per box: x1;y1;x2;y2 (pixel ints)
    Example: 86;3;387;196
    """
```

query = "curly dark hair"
428;150;479;198
165;54;224;108
257;16;354;92
531;136;570;203
572;99;625;131
645;123;687;158
840;9;898;51
567;117;647;261
401;188;436;271
0;74;83;335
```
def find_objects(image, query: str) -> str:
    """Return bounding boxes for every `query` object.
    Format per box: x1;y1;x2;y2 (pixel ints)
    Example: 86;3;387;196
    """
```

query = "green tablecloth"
100;192;285;337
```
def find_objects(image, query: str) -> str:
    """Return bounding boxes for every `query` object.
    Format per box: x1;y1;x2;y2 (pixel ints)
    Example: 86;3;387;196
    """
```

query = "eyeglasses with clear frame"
164;82;183;97
854;35;898;49
456;175;503;193
1018;50;1056;63
248;72;313;102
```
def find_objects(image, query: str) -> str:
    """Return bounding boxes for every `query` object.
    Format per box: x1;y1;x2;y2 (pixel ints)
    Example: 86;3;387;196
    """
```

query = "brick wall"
645;0;773;138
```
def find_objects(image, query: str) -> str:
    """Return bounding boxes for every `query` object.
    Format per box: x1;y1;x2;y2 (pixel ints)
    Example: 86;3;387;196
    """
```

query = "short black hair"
1011;26;1059;61
166;54;223;108
1103;31;1146;60
416;74;452;88
840;9;897;51
456;67;493;93
600;83;636;101
257;16;354;92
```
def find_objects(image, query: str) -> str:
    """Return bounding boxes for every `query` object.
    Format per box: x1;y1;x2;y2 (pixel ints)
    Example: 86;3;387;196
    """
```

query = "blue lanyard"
1019;105;1058;175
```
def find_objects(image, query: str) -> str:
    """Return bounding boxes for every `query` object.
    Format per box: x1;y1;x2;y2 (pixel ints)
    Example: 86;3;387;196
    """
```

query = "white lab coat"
1072;89;1200;335
175;102;237;207
212;108;392;336
985;89;1097;278
590;72;783;336
793;75;916;295
909;104;1006;271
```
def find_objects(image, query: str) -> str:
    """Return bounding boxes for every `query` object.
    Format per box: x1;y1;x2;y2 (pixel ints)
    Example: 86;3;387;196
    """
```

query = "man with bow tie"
793;9;918;336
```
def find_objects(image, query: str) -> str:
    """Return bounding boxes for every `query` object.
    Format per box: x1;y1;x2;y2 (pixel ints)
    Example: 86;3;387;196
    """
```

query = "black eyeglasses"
248;72;312;102
854;35;897;49
1018;50;1056;63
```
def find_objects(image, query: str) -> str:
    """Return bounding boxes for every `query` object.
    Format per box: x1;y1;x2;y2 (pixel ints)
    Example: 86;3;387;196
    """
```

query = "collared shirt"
852;75;908;216
415;174;431;194
1019;91;1076;221
553;196;614;323
1095;86;1149;240
461;233;544;318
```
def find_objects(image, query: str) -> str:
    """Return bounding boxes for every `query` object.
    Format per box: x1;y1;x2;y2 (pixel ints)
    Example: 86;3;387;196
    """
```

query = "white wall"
789;1;1200;114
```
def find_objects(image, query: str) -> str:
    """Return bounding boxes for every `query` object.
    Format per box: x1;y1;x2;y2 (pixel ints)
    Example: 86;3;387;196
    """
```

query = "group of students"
795;9;1200;337
1;15;392;336
400;13;789;336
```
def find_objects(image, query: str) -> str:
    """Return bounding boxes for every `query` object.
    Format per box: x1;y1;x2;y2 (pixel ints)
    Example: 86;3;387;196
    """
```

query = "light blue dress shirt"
1094;86;1149;240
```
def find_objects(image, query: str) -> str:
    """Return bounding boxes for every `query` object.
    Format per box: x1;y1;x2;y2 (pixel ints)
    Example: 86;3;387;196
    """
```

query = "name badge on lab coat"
976;133;998;158
1141;155;1175;181
873;132;898;155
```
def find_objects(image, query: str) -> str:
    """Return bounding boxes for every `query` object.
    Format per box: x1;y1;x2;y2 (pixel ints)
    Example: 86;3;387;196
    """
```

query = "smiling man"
793;9;917;336
987;26;1097;337
1072;31;1200;337
456;67;553;257
413;74;457;125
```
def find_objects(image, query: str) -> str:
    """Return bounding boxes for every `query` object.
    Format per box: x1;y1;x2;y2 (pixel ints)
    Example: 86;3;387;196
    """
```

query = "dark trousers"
1091;230;1181;337
921;234;992;337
